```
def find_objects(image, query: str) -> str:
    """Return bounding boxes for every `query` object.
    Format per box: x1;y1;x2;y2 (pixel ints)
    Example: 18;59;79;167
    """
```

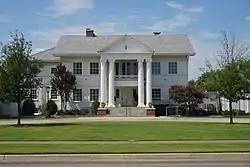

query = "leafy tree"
200;31;250;123
169;83;207;116
0;30;43;126
51;63;76;111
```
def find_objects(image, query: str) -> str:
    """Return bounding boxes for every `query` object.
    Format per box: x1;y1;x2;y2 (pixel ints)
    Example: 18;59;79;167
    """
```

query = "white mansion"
33;29;195;113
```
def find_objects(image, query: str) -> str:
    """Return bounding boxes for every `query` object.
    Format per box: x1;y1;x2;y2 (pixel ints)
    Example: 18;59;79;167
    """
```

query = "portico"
99;56;152;108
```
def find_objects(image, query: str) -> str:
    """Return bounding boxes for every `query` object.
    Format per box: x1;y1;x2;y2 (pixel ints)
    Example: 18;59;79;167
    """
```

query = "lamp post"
46;86;50;102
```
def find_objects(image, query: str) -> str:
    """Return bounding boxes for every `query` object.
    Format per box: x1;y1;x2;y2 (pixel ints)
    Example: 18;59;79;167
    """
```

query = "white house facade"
33;29;195;115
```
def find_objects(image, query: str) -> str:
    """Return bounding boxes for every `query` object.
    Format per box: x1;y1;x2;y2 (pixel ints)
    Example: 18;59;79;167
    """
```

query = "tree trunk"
218;95;222;115
229;100;234;124
17;100;21;126
64;101;67;111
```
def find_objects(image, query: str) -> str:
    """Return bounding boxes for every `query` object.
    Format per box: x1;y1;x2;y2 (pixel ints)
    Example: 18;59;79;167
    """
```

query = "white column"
108;59;115;107
146;58;152;107
137;58;145;107
99;58;106;106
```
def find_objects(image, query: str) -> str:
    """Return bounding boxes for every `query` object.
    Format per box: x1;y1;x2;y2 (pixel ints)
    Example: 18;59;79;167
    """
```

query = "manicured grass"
0;143;250;154
0;122;250;141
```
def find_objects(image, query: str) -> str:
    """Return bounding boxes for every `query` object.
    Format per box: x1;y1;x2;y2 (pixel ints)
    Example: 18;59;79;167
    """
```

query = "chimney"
153;32;161;35
86;28;96;37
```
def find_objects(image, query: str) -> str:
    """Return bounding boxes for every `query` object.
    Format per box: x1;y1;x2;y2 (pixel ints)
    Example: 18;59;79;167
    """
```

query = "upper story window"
30;89;37;100
169;62;178;74
73;62;82;75
51;67;57;74
152;62;161;75
50;88;58;100
73;88;82;102
90;62;99;74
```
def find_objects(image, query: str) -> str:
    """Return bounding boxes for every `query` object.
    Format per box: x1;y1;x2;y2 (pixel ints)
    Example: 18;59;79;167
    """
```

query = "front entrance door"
121;87;134;107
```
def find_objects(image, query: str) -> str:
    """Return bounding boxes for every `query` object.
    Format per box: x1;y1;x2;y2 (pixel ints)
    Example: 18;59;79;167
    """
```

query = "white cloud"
200;30;220;40
31;22;118;45
41;0;94;17
165;1;203;13
146;13;194;31
246;16;250;20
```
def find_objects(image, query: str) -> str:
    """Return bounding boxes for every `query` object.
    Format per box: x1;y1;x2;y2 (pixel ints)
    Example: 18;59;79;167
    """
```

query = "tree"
51;63;76;112
169;83;207;116
0;30;43;126
200;31;250;123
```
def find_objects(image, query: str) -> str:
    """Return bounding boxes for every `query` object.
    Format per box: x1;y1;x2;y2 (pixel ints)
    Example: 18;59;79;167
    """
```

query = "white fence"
221;97;250;113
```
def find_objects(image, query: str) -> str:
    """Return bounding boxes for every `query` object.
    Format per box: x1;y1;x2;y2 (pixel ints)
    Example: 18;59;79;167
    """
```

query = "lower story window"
90;89;99;101
51;89;58;100
73;89;82;102
31;89;37;100
152;88;161;101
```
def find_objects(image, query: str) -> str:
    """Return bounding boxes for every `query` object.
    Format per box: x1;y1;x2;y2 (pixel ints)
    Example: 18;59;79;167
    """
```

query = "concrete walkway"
1;140;250;145
0;116;250;125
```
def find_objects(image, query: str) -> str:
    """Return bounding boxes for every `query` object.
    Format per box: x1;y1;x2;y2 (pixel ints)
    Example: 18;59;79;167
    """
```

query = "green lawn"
0;122;250;141
0;143;250;154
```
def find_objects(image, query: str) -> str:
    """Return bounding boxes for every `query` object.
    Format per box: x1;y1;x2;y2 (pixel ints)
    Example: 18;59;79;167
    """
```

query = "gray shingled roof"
54;34;195;55
32;47;60;61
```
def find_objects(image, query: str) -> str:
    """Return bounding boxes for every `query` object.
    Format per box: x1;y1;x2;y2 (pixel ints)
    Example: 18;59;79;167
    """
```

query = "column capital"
108;58;115;63
100;57;107;63
145;58;152;62
137;57;144;62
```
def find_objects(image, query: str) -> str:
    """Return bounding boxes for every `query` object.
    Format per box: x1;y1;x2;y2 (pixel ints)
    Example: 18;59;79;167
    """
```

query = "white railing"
115;75;138;81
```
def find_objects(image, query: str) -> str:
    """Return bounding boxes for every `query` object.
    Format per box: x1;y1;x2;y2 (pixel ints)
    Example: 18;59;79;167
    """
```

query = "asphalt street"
1;154;250;167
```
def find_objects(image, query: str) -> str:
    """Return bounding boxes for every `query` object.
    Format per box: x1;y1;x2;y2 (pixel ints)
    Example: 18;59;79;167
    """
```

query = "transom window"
90;62;99;74
90;89;99;101
31;89;37;100
50;88;58;100
73;62;82;75
152;62;161;75
152;88;161;101
73;89;82;102
169;62;178;74
51;67;57;74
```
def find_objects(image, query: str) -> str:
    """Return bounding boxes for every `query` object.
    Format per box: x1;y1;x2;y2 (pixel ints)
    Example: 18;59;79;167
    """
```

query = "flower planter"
145;108;155;116
97;108;108;116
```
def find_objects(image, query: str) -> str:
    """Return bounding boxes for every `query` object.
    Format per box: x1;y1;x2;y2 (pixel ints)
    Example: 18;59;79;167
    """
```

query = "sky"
0;0;250;80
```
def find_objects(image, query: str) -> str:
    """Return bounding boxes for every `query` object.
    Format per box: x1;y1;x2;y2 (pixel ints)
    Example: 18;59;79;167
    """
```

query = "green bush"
56;109;89;116
91;100;100;115
22;99;36;116
41;100;58;118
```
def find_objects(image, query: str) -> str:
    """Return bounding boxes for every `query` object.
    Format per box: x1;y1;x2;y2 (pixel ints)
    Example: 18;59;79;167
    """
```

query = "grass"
0;143;250;154
0;122;250;141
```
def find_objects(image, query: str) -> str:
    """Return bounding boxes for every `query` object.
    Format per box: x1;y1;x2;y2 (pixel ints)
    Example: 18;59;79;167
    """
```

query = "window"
51;67;57;74
90;89;99;101
90;62;99;74
51;88;58;100
73;62;82;74
73;89;82;101
152;62;161;75
31;89;37;100
169;62;178;74
115;89;120;98
115;63;119;75
133;62;137;75
152;88;161;101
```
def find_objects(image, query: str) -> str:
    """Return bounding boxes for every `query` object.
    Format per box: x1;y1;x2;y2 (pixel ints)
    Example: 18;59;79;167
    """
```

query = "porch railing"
115;75;138;81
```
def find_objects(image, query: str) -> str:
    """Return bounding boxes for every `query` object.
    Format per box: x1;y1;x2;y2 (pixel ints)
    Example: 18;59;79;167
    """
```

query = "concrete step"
107;107;146;117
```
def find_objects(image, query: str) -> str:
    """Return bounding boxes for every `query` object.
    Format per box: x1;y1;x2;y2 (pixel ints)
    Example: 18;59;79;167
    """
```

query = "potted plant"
148;102;153;108
100;102;106;108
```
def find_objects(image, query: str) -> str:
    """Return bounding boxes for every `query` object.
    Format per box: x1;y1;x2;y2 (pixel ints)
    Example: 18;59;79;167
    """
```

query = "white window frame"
50;88;58;100
168;62;178;74
30;88;38;100
51;67;57;74
73;62;82;75
152;88;161;102
90;89;99;101
73;89;82;102
90;62;99;75
152;62;161;75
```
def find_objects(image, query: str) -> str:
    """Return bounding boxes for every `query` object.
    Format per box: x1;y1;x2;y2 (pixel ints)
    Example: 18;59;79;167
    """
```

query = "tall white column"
99;58;106;106
137;58;145;107
146;58;152;107
108;59;115;107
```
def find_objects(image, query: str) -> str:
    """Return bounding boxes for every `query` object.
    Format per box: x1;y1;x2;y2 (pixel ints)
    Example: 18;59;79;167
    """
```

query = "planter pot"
97;108;108;116
145;108;155;116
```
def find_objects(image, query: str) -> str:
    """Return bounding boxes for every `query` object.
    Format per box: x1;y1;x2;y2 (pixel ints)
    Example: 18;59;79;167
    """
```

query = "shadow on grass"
9;123;79;127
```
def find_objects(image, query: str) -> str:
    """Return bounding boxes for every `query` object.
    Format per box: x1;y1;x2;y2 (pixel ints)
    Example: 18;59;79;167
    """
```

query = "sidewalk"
1;140;250;145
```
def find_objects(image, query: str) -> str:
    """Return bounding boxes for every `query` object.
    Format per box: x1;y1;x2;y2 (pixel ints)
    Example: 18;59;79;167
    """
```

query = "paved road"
0;116;250;125
1;154;250;167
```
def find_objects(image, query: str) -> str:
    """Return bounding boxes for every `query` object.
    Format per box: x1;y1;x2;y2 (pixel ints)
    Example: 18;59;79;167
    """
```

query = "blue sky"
0;0;250;80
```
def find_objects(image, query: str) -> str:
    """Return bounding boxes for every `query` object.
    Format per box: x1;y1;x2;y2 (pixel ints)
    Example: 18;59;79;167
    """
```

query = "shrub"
91;100;100;115
22;99;36;116
41;100;58;118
